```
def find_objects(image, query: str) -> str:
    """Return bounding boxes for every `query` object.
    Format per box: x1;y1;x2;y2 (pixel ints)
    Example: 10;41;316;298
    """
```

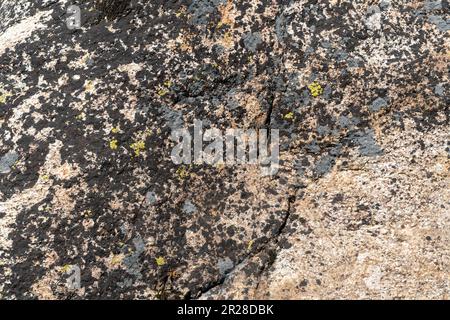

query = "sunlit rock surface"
0;0;448;299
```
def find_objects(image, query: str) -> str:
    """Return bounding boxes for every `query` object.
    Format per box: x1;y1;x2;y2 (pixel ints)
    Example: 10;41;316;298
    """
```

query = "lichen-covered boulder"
0;0;448;299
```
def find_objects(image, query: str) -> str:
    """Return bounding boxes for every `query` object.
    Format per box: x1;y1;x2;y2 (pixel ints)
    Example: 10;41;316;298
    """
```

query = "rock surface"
0;0;448;299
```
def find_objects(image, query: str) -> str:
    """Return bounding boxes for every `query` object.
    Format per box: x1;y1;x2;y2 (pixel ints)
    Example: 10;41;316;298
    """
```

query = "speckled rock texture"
0;0;448;299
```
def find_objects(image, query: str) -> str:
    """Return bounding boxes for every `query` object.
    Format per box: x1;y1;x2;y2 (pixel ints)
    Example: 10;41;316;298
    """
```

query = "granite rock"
0;0;448;300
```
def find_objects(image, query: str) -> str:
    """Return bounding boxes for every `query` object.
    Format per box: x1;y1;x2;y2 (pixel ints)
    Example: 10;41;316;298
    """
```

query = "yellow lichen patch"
41;174;50;181
175;6;186;17
0;90;12;104
308;81;324;97
284;112;294;120
130;140;145;156
111;127;120;134
157;89;168;97
111;254;123;266
109;139;118;150
155;257;166;266
247;240;254;251
176;165;190;179
143;128;152;136
156;81;172;97
60;264;71;273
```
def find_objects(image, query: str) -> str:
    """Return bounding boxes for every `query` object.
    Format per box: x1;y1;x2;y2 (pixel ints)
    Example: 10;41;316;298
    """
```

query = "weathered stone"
0;0;448;300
